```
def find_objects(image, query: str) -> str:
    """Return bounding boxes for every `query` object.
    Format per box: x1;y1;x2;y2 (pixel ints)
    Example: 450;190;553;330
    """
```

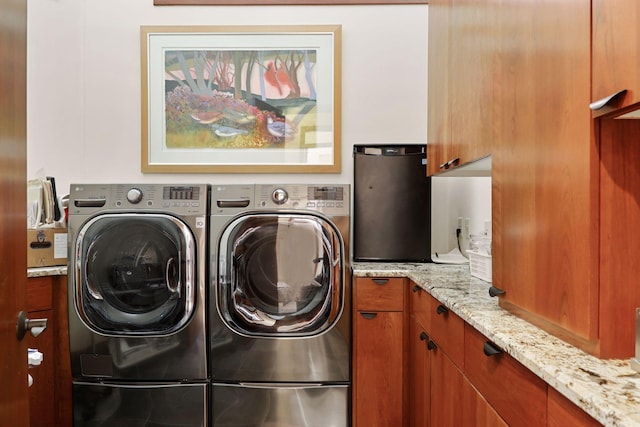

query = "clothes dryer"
210;184;350;426
68;184;209;426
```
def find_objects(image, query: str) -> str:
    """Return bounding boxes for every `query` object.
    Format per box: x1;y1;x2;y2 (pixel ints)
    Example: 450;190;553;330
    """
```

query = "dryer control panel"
256;184;349;216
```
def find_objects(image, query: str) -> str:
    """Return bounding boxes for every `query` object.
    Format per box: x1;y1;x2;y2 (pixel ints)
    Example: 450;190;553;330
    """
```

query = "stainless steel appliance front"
210;184;350;426
68;183;209;426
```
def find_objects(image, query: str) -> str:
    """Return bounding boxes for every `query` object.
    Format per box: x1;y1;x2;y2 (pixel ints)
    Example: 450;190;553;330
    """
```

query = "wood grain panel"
53;275;72;427
26;276;53;313
548;387;601;427
409;316;430;427
599;119;640;358
428;294;464;369
354;277;405;311
464;324;547;426
0;0;29;424
353;311;404;426
592;0;640;116
430;345;464;426
492;0;599;347
462;379;508;427
426;0;450;176
409;283;431;331
449;0;494;166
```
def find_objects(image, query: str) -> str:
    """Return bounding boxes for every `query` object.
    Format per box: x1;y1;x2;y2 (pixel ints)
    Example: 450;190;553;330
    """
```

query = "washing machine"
68;183;209;426
210;184;351;426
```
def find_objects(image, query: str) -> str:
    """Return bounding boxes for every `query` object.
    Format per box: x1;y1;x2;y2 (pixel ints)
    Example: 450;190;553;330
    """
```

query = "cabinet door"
410;283;431;332
409;316;430;427
599;119;640;358
492;0;599;351
353;310;404;426
426;0;451;176
464;324;547;426
548;387;601;427
26;277;55;427
428;295;464;369
429;342;464;426
462;379;508;427
448;0;494;167
592;0;640;117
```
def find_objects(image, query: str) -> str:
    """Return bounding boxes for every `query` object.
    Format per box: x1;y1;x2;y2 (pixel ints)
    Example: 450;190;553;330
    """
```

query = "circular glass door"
217;213;344;337
75;213;196;335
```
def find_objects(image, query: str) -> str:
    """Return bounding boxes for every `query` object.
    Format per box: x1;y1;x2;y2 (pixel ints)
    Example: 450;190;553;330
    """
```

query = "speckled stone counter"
352;262;640;427
27;266;67;277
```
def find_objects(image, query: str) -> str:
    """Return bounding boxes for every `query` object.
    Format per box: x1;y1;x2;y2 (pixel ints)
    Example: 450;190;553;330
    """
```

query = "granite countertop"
352;262;640;427
27;266;68;277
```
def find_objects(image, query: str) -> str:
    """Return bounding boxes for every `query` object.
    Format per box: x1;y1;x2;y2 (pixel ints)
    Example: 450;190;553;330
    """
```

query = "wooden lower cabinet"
26;277;55;427
353;277;407;426
356;278;602;426
429;343;464;426
409;316;430;427
462;379;508;427
464;324;547;426
548;387;602;427
26;274;71;427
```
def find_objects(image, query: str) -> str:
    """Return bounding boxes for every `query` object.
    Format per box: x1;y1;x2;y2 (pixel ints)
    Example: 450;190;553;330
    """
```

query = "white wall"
26;1;490;256
430;176;492;254
27;1;429;192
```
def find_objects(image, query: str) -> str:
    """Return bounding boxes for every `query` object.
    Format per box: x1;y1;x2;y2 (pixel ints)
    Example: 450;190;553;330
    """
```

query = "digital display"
308;186;344;201
163;186;200;200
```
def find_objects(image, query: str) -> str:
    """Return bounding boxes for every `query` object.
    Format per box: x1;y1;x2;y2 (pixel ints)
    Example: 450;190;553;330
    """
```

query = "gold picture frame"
141;25;342;173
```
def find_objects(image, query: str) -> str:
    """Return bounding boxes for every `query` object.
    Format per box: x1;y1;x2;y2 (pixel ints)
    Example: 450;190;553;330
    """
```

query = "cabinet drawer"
27;276;53;312
355;277;405;311
429;294;464;368
464;324;547;426
548;387;600;427
409;282;431;330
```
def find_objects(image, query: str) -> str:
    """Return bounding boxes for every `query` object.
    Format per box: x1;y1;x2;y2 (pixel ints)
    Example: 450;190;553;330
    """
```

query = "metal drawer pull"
439;157;460;170
589;89;627;110
489;286;506;297
436;304;448;315
372;278;389;285
427;340;438;351
360;312;378;320
413;284;421;293
420;331;429;341
483;341;503;357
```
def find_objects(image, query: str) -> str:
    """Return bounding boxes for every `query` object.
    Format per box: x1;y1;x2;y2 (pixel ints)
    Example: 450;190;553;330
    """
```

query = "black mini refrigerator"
353;144;431;262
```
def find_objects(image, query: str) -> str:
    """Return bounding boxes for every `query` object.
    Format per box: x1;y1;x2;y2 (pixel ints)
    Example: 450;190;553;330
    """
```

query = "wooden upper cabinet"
592;0;640;117
448;0;493;167
426;0;451;176
492;0;600;354
427;0;494;176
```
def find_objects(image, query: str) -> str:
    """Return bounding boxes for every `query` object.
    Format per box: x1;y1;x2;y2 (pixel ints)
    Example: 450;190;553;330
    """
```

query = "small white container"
467;250;492;283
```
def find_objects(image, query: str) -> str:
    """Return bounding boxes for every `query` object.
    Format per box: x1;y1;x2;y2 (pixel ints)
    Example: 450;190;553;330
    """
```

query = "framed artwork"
141;25;341;173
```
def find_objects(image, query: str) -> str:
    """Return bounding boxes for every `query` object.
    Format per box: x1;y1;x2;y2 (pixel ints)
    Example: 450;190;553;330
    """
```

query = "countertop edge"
27;266;68;277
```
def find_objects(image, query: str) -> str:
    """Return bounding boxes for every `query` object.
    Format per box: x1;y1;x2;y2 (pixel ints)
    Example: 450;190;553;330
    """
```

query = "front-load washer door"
218;212;344;337
75;213;196;335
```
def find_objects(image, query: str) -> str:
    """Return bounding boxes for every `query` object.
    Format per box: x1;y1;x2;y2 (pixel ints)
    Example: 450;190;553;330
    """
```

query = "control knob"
127;187;144;204
272;188;289;205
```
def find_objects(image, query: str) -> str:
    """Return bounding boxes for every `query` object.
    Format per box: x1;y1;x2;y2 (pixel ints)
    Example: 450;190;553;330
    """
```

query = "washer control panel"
68;183;208;216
